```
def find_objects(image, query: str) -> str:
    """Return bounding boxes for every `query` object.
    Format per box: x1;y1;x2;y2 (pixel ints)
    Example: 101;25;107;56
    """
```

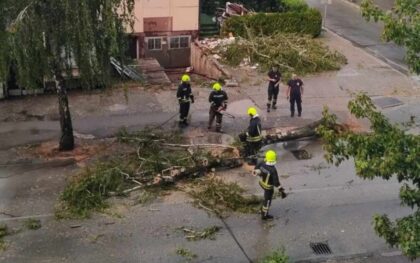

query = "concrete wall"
133;0;199;33
190;41;231;80
131;0;199;68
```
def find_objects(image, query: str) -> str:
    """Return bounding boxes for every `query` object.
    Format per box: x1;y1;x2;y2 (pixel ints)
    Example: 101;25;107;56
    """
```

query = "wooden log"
262;120;322;146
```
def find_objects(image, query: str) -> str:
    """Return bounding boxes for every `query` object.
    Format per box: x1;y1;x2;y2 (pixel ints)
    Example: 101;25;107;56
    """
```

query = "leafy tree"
0;0;134;150
360;0;420;74
317;93;420;259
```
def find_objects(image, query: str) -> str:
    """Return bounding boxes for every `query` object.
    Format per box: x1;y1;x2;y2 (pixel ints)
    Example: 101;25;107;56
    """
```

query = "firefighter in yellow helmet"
245;107;263;158
177;74;194;126
253;150;286;220
208;82;228;132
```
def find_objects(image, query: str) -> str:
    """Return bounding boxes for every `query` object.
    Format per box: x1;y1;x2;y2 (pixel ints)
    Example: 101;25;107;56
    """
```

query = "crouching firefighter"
243;107;263;158
177;74;194;126
208;82;228;132
253;150;287;220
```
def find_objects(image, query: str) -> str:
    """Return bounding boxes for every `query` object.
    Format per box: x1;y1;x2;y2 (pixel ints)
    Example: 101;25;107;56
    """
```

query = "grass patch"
188;176;262;216
178;225;221;241
176;247;197;261
0;224;9;252
24;218;42;230
259;249;289;263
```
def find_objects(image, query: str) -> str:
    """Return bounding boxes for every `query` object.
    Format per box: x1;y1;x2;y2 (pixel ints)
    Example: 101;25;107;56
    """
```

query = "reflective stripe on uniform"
247;135;263;142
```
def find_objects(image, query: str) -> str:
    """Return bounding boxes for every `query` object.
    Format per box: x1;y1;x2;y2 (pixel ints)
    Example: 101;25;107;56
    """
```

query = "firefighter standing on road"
267;66;281;113
208;82;228;133
287;74;304;117
177;74;194;126
254;150;286;220
245;107;263;157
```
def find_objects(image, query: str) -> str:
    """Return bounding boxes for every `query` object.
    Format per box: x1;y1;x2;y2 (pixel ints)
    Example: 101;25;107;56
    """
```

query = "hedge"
222;8;322;38
282;0;309;12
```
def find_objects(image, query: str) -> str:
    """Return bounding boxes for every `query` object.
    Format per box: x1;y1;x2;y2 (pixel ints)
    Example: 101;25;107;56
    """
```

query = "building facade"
130;0;200;68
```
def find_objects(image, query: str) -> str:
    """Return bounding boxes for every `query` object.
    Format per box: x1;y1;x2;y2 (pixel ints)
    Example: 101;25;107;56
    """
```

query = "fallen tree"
57;122;326;218
56;129;244;218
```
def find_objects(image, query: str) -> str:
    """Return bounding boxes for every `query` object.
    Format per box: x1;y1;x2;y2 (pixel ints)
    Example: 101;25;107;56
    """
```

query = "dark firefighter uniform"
208;83;228;132
287;76;304;117
245;107;263;157
177;75;194;125
255;150;281;220
267;68;281;112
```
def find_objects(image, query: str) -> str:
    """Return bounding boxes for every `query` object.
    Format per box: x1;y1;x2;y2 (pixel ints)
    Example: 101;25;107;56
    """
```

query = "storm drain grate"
310;242;332;255
291;149;312;160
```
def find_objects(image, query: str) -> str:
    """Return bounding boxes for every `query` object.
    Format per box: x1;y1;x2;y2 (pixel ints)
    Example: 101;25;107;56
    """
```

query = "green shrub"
222;8;322;38
282;0;309;12
259;249;289;263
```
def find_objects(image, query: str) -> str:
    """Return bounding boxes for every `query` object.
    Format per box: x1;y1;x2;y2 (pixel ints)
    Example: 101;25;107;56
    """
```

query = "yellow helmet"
248;107;257;116
213;82;222;91
181;74;190;83
265;150;277;163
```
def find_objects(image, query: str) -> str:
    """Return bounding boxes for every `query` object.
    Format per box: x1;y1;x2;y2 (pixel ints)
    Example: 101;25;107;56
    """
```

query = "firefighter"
287;74;304;117
253;150;286;220
208;82;228;133
245;107;263;157
267;66;281;112
177;74;194;126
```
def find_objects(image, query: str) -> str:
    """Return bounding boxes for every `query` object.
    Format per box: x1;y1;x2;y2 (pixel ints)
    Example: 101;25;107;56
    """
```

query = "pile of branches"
188;176;262;217
57;129;244;218
218;33;347;77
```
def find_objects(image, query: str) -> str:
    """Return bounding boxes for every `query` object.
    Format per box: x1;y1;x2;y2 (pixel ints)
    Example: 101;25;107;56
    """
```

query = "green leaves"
0;0;134;89
361;0;420;74
374;212;420;260
318;93;420;259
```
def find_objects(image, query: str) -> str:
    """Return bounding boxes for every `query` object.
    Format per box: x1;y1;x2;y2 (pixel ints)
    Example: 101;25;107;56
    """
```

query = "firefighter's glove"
191;96;195;104
252;169;261;177
279;187;287;199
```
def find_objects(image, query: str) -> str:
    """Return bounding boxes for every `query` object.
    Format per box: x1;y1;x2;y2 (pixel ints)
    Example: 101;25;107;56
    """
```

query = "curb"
328;0;410;76
295;252;374;263
0;158;76;169
322;27;409;77
339;0;361;9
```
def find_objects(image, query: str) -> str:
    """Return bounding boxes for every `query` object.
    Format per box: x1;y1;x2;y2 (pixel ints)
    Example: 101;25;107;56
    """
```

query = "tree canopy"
361;0;420;74
0;0;135;150
317;93;420;259
0;0;134;89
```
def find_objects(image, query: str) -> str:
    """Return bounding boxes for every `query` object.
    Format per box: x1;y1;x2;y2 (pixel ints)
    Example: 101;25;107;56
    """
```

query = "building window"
146;37;162;50
169;36;190;49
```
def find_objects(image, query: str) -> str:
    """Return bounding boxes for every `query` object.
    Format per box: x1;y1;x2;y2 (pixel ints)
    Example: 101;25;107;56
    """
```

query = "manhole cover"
310;242;332;255
373;97;403;109
291;150;312;160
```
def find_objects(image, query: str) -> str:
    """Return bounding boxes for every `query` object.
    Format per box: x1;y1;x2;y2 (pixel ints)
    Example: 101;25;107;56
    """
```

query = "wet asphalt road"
306;0;408;74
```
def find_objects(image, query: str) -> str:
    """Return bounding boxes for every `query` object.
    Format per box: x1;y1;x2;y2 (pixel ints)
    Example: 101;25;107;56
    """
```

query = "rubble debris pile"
216;2;252;25
199;32;346;78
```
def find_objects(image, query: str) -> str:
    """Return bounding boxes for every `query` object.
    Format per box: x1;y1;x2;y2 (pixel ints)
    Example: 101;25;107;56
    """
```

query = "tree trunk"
262;120;322;145
56;75;74;151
